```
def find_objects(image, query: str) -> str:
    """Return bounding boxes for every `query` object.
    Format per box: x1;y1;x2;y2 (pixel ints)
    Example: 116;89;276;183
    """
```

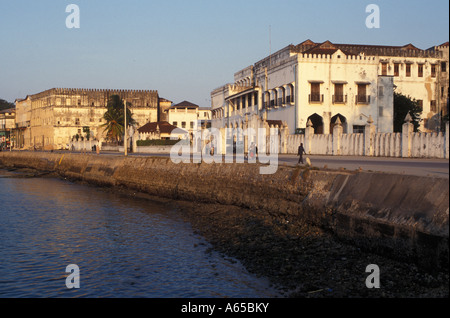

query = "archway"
307;113;324;134
330;114;347;134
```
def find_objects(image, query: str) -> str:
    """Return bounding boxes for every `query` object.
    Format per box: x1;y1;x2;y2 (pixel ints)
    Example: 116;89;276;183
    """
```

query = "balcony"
332;95;347;104
309;94;324;104
356;95;371;105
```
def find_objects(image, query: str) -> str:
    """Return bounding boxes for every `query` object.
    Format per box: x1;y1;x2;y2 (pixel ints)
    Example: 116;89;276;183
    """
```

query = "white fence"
283;119;449;159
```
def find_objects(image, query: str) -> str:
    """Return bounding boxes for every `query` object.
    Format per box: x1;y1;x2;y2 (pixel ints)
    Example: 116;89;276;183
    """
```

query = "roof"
137;121;188;135
159;97;172;103
171;100;199;108
292;40;442;57
302;41;355;56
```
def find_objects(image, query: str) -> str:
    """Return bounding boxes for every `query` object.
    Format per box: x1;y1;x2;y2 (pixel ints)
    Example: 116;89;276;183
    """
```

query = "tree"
101;95;135;141
0;99;15;111
394;92;422;132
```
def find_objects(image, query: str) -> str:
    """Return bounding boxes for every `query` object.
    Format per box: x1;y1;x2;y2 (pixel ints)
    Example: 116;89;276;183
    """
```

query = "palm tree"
101;95;135;141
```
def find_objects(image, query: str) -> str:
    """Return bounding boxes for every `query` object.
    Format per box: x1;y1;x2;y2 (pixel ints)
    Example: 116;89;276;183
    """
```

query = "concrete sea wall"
0;151;448;270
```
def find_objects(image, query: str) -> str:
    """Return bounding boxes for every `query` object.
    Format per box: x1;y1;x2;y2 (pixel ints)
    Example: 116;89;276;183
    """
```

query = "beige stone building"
0;108;16;149
14;88;172;150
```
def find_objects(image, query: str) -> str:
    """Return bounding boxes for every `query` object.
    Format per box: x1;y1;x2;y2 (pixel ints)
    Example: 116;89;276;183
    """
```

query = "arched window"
270;90;277;107
279;87;286;105
286;84;294;104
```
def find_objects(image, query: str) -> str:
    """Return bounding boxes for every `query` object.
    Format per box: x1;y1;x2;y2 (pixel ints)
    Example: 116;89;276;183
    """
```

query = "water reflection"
0;170;279;298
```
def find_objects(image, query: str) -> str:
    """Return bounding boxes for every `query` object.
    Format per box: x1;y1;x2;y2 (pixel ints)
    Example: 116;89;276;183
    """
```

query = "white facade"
167;101;211;135
211;40;448;135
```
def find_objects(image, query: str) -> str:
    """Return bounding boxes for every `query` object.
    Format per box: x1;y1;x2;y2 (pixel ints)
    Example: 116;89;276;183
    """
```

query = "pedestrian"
297;143;306;164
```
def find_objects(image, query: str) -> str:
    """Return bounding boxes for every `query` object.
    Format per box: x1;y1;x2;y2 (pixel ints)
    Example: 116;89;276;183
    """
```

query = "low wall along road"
0;151;448;271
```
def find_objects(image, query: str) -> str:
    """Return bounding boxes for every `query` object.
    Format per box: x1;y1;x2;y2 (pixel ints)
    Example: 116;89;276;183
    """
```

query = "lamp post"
124;99;127;156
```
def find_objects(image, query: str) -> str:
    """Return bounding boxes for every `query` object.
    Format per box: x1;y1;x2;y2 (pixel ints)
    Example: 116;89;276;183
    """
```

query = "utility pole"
124;99;127;156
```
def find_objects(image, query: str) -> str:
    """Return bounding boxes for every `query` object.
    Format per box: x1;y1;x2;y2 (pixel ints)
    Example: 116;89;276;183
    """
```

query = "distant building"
14;88;171;150
165;100;211;135
426;42;449;121
211;39;449;134
0;108;16;149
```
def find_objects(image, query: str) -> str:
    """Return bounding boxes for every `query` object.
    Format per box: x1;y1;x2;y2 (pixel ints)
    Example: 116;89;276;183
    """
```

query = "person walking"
297;143;306;164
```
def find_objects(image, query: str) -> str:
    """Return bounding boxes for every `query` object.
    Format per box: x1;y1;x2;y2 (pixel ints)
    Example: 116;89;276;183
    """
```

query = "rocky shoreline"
173;200;449;298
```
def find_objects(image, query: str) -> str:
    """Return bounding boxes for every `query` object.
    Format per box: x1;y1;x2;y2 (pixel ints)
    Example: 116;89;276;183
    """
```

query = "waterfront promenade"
22;150;449;179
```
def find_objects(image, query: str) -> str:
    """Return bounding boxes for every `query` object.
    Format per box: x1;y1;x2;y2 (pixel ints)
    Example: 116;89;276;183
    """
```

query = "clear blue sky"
0;0;448;106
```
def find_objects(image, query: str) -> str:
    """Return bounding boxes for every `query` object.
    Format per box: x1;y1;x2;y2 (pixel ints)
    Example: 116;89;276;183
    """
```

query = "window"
75;118;80;125
309;83;322;103
286;84;294;104
394;63;400;77
333;84;345;103
381;63;388;76
378;86;384;97
379;106;384;117
181;122;186;128
442;62;447;73
406;64;411;77
173;121;178;127
418;64;424;77
431;64;436;77
356;84;369;104
190;121;194;129
270;91;277;106
353;125;365;134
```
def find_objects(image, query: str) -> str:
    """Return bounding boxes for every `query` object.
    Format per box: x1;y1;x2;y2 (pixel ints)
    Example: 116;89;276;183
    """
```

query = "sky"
0;0;448;106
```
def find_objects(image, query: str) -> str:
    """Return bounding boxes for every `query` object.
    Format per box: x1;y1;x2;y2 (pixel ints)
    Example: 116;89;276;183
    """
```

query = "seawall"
0;151;448;270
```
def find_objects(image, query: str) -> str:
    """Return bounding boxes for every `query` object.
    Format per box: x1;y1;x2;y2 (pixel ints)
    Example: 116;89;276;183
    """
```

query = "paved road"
17;150;450;179
278;155;449;179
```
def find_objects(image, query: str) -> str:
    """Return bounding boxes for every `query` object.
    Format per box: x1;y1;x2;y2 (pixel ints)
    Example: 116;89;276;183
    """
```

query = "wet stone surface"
175;201;449;298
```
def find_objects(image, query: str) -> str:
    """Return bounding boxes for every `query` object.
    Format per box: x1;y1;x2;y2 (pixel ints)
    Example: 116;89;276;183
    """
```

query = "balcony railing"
332;94;347;104
356;95;371;104
309;94;324;103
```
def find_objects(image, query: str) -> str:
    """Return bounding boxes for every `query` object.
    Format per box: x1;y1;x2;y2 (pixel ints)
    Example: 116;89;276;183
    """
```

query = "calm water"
0;170;279;298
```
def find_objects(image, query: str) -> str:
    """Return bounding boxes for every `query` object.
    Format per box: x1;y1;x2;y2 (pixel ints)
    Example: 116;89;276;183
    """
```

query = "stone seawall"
0;151;448;270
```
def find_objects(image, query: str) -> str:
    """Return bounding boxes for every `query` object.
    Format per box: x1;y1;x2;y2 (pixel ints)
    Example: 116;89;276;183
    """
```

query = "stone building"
211;39;449;135
0;108;16;149
14;88;171;150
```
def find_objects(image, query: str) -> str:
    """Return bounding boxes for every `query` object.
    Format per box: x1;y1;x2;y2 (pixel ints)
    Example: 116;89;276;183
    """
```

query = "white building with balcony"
211;40;448;135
